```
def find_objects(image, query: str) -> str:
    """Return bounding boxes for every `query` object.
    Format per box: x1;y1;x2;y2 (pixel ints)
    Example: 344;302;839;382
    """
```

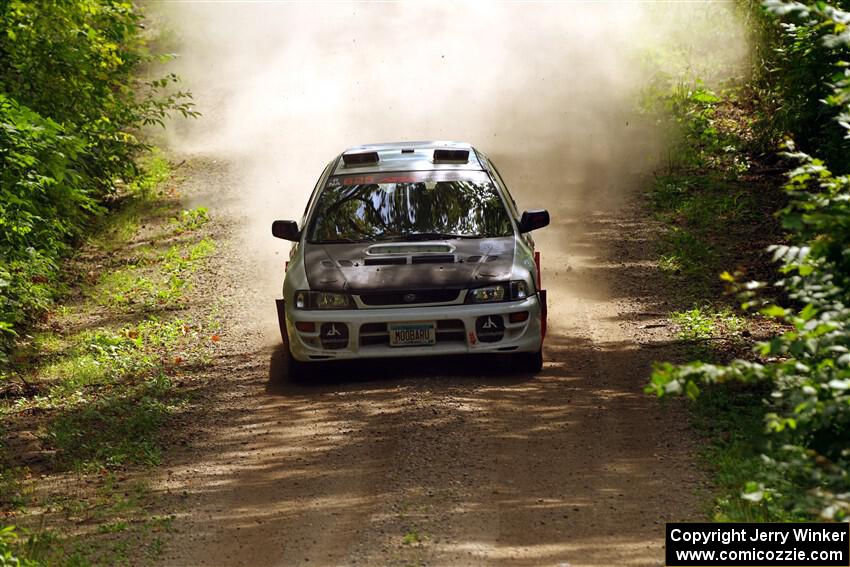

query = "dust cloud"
154;1;748;337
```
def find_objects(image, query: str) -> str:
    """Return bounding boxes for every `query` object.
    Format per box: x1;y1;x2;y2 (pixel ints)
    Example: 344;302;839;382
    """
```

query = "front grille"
358;289;460;306
359;319;466;347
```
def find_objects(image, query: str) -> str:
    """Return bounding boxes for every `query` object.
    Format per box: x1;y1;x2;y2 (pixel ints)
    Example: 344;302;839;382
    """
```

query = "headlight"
294;290;355;310
467;281;531;303
468;284;506;303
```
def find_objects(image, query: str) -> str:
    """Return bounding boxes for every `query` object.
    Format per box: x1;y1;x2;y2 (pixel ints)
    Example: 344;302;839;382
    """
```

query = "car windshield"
307;171;513;243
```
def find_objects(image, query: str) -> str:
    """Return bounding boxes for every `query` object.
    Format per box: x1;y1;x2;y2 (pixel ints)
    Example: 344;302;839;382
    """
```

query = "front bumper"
278;294;543;362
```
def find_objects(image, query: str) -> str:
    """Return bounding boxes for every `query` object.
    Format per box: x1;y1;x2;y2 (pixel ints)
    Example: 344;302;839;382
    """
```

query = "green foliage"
94;236;216;309
691;383;804;521
24;317;207;470
401;531;424;546
0;526;40;567
0;1;197;186
0;1;196;359
46;373;179;469
0;179;215;564
649;169;764;302
672;306;743;341
174;207;209;232
749;0;850;170
649;0;850;521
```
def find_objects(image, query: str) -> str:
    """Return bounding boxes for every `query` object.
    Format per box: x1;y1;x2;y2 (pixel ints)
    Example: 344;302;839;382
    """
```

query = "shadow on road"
157;199;704;567
265;344;536;395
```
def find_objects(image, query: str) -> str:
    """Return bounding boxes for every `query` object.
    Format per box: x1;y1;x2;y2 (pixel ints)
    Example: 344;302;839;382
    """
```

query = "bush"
0;1;196;359
649;0;850;520
747;0;850;169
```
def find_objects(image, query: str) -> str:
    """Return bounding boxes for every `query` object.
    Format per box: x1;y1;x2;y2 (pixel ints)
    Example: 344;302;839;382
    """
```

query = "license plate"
388;322;436;347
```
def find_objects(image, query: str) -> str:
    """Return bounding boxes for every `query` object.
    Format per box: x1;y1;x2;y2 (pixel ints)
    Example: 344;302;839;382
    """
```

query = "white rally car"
272;141;549;377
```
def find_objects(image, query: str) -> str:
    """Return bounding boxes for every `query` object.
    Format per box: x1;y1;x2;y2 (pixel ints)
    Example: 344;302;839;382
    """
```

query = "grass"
88;150;172;253
0;466;29;511
645;81;789;522
0;152;217;566
691;384;803;522
173;207;209;232
401;531;424;546
93;217;216;310
46;374;180;469
671;305;743;341
650;172;763;298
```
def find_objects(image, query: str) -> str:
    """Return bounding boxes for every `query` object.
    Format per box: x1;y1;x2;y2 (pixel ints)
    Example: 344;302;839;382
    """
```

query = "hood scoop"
362;254;456;266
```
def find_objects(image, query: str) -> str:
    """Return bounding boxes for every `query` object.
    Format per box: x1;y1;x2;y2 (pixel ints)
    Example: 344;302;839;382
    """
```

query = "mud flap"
539;289;547;341
275;299;287;343
534;251;542;288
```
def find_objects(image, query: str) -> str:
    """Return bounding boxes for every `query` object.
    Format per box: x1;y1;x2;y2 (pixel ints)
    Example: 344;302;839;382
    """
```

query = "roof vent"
433;149;469;162
342;151;380;167
401;148;415;154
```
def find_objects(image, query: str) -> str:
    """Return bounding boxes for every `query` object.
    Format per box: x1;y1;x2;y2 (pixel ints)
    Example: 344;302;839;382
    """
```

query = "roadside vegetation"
645;0;850;522
0;1;197;362
0;155;219;565
0;2;209;564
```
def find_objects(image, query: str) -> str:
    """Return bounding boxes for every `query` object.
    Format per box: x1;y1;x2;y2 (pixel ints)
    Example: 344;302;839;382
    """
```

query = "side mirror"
272;220;300;241
519;209;550;233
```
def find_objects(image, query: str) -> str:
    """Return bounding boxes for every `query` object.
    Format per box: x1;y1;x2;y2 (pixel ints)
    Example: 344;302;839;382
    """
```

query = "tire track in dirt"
153;157;704;567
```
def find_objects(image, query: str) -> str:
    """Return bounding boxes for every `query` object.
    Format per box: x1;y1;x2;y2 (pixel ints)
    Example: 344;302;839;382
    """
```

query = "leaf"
799;303;817;320
685;380;701;400
760;305;788;318
742;482;764;502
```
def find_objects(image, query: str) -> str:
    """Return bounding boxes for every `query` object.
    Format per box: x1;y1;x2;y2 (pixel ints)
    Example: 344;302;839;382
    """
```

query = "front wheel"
285;348;310;381
281;314;311;382
513;349;543;373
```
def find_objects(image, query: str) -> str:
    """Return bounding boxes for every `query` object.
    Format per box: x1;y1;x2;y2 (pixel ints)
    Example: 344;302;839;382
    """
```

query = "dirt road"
151;157;704;567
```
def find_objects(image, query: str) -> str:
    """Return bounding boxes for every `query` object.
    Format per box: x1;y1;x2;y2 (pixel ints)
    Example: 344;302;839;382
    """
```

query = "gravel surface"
153;156;704;567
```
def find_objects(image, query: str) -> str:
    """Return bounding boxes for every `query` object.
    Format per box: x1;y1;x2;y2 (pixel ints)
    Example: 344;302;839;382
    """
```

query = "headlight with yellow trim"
467;281;530;304
294;290;355;310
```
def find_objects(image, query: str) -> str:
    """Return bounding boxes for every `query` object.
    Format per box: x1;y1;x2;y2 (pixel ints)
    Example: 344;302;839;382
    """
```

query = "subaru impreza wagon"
272;141;549;376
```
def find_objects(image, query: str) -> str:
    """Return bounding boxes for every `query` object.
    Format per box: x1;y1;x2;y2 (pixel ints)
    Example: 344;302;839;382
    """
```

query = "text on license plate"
388;322;436;347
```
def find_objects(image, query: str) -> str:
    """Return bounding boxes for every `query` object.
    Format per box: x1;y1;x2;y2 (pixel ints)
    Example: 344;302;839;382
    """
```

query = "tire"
281;321;312;382
513;349;543;373
285;348;309;382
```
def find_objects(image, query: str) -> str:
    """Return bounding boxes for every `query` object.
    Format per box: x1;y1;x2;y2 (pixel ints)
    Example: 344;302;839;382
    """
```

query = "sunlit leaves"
648;1;850;520
0;1;197;352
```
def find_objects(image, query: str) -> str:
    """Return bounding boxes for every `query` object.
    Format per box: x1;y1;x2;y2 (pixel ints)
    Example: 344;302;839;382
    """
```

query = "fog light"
295;321;315;333
320;322;348;349
509;311;529;323
475;315;505;343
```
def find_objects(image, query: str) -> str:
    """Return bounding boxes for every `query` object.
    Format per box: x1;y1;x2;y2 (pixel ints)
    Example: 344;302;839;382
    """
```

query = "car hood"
303;237;516;293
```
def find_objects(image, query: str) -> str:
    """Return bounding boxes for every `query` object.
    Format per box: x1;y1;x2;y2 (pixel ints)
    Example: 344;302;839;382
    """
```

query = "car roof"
331;141;485;175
